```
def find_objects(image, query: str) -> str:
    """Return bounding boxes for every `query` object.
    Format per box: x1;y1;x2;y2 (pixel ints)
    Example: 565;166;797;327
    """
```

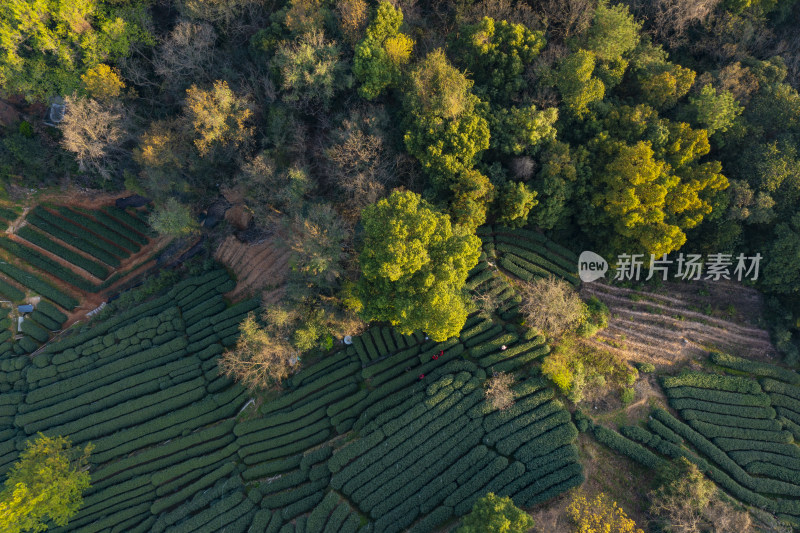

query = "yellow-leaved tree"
567;491;644;533
0;434;93;533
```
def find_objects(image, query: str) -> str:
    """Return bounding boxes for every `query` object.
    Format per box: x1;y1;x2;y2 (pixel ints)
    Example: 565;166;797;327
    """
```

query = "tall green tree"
0;434;92;533
688;84;743;136
356;190;480;341
453;17;545;104
457;493;534;533
0;0;151;101
554;50;605;118
353;1;413;100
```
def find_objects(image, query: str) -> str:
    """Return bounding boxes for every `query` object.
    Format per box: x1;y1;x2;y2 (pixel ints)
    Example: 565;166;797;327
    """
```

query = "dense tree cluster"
1;0;799;352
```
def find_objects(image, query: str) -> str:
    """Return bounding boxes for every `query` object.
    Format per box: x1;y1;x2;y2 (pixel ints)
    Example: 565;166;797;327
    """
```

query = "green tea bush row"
0;278;24;301
305;490;338;532
416;445;491;515
518;466;584;507
93;430;235;490
101;206;153;236
481;389;554;431
514;423;579;464
28;311;59;331
369;327;388;357
327;430;385;474
17;336;38;353
470;332;518;358
353;411;471;506
443;455;508;509
747;462;800;485
504;252;553;279
592;425;667;469
484;400;563;446
169;491;247;533
326;389;369;419
495;410;571;456
27;211;124;266
479;339;545;367
714;435;800;457
459;319;493;342
261;478;328;509
93;210;149;245
19;373;163;432
241;429;331;466
366;420;482;517
236;407;328;445
238;419;331;458
17;225;109;279
766;393;800;416
497;445;578;500
463;324;504;348
711;352;800;385
361;346;420;380
688;419;793;443
652;408;800;499
763;379;800;401
282;491;326;521
381;327;397;352
499;257;533;281
15;243;94;288
465;268;494;290
670;398;776;419
666;385;771;407
681;409;783;431
49;379;206;443
662;372;761;394
334;392;475;494
511;462;583;507
0;261;78;309
25;336;188;406
152;444;237;491
50;206;141;252
730;451;800;474
20;319;48;343
495;231;578;271
242;455;302;482
492;345;550;373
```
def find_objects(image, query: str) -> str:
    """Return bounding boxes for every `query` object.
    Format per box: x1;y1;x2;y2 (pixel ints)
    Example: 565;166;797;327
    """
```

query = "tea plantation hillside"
0;203;161;354
584;353;800;528
0;262;583;532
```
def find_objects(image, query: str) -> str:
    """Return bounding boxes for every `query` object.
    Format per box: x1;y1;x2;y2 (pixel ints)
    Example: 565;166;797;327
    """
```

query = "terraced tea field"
0;202;166;355
587;353;800;528
0;256;585;532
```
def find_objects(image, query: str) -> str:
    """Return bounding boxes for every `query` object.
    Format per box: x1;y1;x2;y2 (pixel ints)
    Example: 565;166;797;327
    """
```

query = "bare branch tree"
218;312;299;391
485;372;515;410
59;95;129;180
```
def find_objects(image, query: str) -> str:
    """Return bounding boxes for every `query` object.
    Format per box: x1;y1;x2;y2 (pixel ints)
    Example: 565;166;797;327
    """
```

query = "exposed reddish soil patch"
215;235;290;302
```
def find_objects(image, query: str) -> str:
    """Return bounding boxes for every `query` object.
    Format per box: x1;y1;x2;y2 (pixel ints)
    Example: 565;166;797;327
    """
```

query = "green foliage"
0;434;93;533
487;105;557;155
688;84;744;136
554;50;605;118
542;337;636;403
357;190;481;340
274;31;351;113
578;1;640;62
0;0;152;101
454;17;545;104
494;181;538;228
457;493;533;533
353;1;413;100
763;212;800;295
148;199;198;237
